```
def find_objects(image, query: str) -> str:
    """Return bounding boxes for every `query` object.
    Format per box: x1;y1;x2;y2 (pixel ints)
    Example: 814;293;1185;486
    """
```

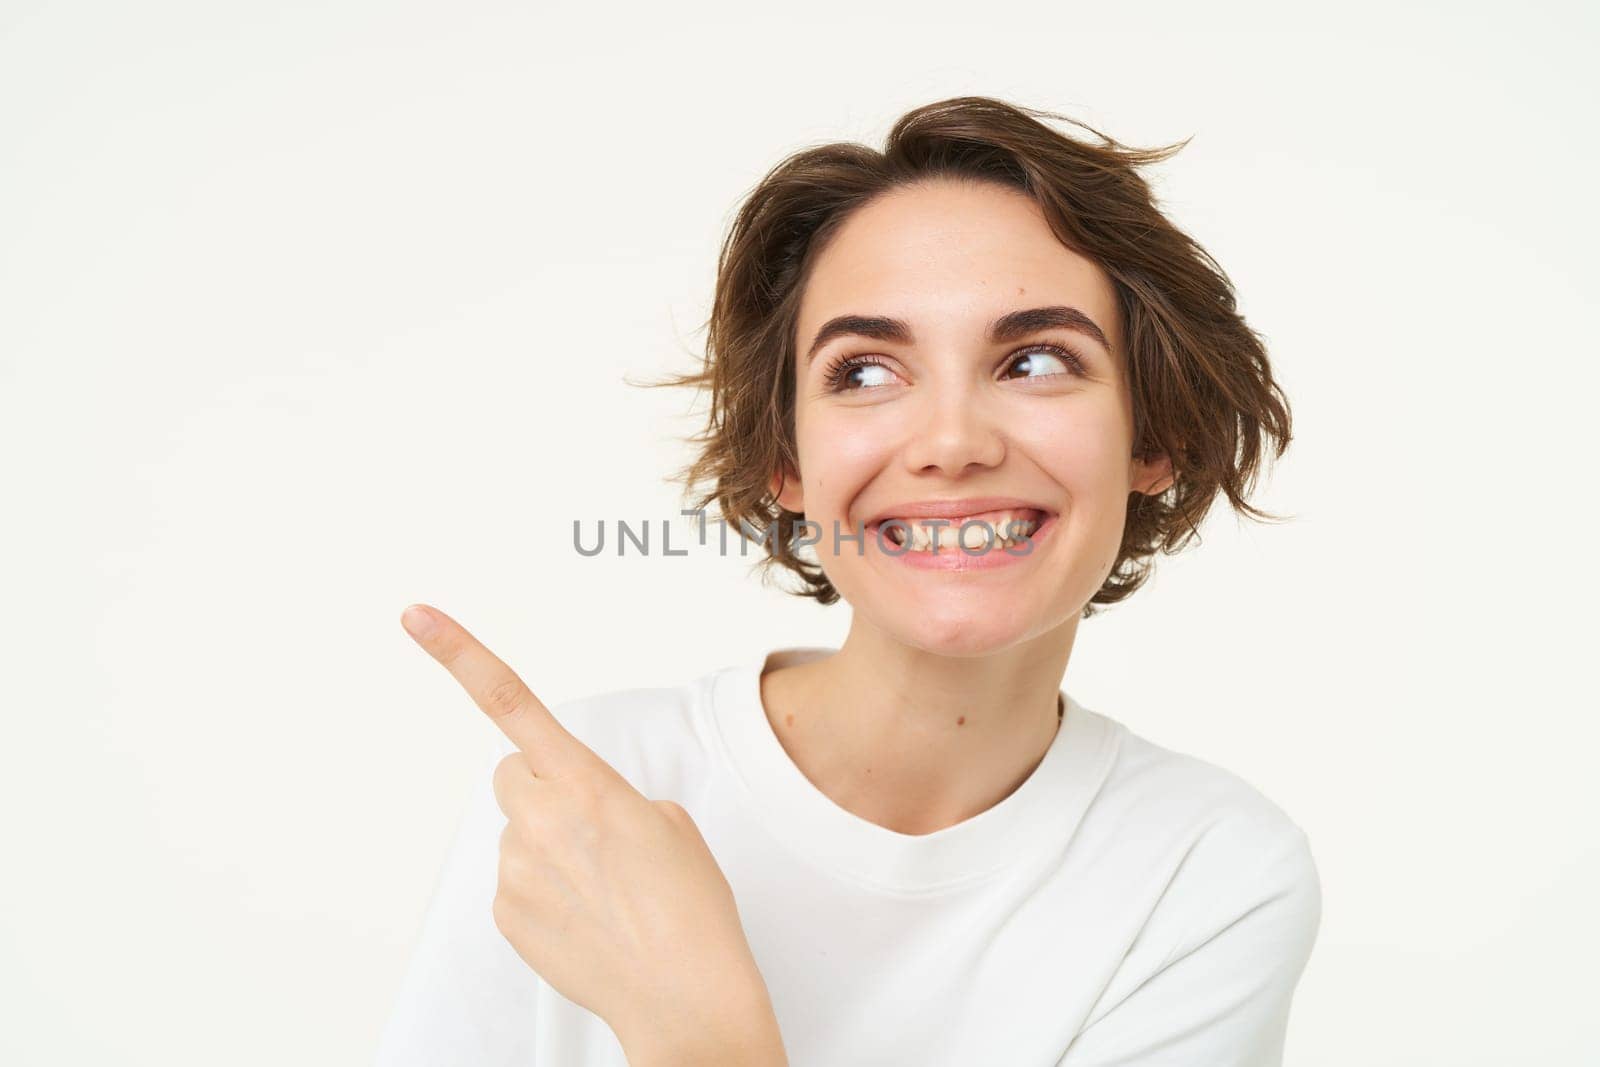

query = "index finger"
400;603;589;780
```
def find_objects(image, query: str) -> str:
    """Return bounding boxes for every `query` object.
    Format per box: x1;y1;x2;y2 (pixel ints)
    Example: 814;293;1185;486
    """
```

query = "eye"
1000;343;1086;381
821;355;901;393
821;342;1087;393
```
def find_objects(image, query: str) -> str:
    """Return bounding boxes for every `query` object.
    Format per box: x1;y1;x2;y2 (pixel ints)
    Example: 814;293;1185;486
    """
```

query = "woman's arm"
620;993;789;1067
374;737;788;1067
385;604;787;1066
375;741;542;1065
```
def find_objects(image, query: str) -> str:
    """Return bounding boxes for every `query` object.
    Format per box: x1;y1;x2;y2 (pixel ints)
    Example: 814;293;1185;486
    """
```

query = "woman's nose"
900;387;1005;477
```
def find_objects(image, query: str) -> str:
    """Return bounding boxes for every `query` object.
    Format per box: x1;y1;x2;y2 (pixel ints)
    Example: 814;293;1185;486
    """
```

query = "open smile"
862;506;1059;572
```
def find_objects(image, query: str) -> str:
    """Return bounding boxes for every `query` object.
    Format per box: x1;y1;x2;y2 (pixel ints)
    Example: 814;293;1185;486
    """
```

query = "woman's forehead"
795;183;1119;350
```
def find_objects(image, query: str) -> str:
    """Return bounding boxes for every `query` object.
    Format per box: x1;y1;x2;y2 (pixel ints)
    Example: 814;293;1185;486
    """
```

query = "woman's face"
774;178;1173;657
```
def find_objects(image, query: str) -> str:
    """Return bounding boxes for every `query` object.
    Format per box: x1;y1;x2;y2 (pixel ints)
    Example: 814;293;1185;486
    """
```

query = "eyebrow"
803;305;1113;365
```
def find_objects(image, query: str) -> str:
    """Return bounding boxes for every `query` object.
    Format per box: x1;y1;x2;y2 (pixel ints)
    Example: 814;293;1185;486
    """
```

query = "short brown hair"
644;96;1292;616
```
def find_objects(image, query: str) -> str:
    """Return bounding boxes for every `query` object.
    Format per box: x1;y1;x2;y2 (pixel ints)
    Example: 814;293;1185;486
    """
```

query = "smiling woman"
379;96;1319;1067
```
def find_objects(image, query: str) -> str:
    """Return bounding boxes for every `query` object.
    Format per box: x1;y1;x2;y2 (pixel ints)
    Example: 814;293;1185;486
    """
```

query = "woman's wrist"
620;980;788;1067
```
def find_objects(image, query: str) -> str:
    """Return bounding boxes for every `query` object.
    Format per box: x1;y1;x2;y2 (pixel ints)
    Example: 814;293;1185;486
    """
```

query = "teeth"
881;510;1042;552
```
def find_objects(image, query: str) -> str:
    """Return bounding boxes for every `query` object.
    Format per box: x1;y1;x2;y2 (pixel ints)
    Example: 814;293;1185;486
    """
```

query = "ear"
1131;451;1175;497
769;463;804;513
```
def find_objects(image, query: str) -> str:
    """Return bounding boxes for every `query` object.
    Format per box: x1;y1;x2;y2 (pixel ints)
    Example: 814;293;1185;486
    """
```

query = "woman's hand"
400;603;787;1066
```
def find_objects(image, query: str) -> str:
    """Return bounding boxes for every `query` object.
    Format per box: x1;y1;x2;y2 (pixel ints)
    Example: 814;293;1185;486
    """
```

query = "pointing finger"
400;603;590;781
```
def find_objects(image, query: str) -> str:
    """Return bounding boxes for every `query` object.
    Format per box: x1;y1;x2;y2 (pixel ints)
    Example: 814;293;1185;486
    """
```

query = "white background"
3;1;1595;1063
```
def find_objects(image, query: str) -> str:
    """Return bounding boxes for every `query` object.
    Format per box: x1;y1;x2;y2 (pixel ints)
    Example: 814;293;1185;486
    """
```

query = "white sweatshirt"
376;648;1321;1066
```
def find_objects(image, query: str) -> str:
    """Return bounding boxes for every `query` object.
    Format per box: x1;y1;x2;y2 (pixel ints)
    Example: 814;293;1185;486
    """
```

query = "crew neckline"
703;647;1120;895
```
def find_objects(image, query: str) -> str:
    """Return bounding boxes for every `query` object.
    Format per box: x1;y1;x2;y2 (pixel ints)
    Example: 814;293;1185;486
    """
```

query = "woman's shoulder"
1066;705;1322;977
1080;704;1320;902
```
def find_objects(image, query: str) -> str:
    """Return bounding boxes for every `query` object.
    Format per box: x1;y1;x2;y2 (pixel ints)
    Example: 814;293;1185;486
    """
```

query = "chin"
851;571;1095;657
891;610;1035;659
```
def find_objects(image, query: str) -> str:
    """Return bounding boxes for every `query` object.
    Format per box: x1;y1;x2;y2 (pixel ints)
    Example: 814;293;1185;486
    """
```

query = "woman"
377;96;1320;1066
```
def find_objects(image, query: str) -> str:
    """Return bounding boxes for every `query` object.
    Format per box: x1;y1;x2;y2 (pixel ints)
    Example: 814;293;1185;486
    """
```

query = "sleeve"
1058;829;1323;1067
375;733;541;1066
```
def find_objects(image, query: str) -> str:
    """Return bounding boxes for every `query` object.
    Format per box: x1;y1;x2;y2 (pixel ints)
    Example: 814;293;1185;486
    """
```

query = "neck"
758;612;1077;836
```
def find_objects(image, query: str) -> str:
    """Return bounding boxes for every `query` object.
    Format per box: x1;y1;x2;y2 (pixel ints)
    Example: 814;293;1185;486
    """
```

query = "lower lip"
866;514;1057;572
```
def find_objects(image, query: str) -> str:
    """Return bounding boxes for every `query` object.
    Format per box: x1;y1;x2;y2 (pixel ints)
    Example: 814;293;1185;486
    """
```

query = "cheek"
1021;402;1133;501
1017;404;1135;592
796;408;898;504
